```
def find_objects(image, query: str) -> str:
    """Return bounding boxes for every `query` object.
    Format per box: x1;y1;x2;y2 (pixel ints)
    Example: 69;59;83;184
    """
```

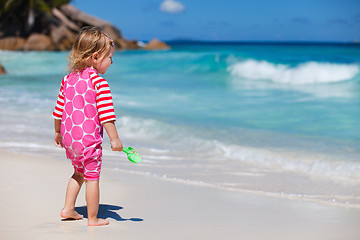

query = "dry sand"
1;150;359;240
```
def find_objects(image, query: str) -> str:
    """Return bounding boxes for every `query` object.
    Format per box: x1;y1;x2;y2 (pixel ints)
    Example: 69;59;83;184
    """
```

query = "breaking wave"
227;59;359;85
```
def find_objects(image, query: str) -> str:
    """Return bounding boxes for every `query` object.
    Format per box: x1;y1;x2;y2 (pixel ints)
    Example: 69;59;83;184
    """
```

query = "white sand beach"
1;150;359;240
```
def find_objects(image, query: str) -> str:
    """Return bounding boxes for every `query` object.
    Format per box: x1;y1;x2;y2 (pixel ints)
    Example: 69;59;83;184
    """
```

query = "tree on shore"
0;0;134;51
0;0;70;36
0;0;169;51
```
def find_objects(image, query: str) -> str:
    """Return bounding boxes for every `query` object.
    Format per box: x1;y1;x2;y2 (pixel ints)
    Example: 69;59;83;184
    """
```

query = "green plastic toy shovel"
123;147;142;163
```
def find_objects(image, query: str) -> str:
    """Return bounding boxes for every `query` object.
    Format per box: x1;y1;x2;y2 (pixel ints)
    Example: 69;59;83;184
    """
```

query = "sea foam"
228;59;359;85
114;115;360;182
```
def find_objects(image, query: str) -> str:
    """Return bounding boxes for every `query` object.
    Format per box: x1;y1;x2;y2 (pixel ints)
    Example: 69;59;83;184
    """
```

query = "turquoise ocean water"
1;42;359;207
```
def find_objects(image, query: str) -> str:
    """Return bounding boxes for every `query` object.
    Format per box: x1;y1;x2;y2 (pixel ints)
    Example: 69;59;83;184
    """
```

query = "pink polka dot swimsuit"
53;67;116;180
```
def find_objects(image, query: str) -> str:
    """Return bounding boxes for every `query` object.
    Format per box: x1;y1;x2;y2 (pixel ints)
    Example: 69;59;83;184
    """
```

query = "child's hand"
103;121;123;151
54;132;63;148
110;138;123;152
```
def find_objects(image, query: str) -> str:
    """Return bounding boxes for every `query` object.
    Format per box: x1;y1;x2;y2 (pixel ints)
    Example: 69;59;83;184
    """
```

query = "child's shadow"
75;204;143;222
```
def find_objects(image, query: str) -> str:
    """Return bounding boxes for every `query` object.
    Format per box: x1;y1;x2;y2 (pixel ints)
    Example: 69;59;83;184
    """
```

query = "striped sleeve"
90;72;117;124
52;76;66;119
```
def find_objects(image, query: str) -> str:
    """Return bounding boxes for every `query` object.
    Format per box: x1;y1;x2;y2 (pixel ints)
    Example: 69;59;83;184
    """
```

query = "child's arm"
103;121;123;152
54;119;63;148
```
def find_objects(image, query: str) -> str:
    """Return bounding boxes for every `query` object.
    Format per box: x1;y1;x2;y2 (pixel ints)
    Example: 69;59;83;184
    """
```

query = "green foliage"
0;0;72;33
0;0;71;15
52;0;71;8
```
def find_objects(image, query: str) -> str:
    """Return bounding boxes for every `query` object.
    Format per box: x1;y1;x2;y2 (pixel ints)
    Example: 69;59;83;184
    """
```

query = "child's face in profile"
93;47;114;74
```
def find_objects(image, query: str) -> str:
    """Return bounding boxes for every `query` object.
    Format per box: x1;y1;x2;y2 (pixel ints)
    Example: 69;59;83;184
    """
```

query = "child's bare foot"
88;218;109;226
60;209;83;220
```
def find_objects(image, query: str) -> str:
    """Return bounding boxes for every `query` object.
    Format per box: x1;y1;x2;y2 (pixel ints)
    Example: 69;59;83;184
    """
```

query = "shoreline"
2;142;360;209
1;150;359;240
110;167;360;210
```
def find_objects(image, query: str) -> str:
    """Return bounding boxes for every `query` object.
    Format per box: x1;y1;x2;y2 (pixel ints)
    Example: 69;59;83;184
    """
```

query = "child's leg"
60;172;84;219
85;180;109;226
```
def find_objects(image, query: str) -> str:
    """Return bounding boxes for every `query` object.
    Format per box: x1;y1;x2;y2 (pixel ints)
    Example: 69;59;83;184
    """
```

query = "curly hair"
68;26;114;73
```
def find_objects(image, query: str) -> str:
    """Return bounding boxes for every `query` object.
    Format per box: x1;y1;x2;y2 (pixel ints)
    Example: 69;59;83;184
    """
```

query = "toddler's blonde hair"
68;26;114;73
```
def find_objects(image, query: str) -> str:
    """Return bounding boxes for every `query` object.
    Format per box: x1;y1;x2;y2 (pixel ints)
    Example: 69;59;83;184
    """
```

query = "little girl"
53;26;123;226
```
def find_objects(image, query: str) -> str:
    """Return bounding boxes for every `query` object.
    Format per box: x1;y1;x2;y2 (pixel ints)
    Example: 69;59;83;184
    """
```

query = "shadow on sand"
72;204;143;222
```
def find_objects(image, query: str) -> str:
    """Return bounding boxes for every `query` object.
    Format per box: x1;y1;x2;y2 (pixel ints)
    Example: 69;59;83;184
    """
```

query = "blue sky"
71;0;360;42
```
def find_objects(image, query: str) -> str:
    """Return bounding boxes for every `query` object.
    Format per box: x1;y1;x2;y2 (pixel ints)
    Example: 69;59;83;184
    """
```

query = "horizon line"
138;39;359;45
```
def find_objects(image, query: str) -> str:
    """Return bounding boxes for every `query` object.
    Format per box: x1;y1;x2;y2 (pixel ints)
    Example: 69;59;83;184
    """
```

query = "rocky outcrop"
57;4;134;50
24;33;55;51
0;63;6;74
0;4;140;51
143;38;171;50
0;37;26;51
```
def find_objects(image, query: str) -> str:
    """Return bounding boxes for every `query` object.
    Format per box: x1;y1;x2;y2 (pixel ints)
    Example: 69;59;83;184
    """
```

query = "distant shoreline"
164;40;360;46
